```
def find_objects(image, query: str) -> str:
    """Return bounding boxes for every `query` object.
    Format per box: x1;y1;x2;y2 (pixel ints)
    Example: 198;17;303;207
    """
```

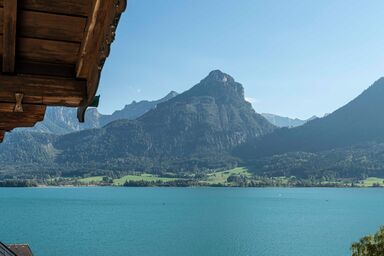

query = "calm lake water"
0;187;383;256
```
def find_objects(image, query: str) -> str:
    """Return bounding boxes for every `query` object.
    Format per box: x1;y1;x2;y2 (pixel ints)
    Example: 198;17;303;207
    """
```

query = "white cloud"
245;97;260;104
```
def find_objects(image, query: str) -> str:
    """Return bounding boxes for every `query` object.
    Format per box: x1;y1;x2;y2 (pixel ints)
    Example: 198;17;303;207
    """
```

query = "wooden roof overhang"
0;0;127;142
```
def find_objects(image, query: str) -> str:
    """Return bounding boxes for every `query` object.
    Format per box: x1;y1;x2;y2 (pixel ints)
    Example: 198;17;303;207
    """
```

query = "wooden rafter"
0;130;4;142
0;0;127;142
76;0;126;122
0;103;46;142
2;0;17;73
0;74;86;106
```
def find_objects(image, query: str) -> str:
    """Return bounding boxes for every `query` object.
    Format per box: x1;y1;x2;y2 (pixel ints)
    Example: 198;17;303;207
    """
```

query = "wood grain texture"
0;35;81;65
0;74;86;106
2;0;17;72
16;61;76;78
0;104;46;132
0;9;87;42
76;0;126;120
0;102;45;113
17;37;81;64
0;0;127;140
0;0;92;17
18;11;87;42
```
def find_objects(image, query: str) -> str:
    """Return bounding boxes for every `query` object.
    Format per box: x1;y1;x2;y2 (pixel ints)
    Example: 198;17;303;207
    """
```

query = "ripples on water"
0;187;383;256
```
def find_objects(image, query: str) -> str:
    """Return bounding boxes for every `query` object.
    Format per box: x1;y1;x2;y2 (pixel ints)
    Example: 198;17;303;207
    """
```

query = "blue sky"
99;0;384;119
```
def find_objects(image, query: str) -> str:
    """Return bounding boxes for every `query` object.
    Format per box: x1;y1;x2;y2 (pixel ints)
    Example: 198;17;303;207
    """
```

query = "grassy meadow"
45;168;384;188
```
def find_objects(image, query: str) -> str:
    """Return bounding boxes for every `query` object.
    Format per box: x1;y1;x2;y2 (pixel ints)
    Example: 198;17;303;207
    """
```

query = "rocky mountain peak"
184;70;245;100
163;91;179;100
203;70;235;84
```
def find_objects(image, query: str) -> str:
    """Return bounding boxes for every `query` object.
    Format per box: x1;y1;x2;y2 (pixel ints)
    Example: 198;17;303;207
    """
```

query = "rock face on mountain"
18;91;179;135
21;107;102;134
99;91;178;126
261;113;317;128
53;71;275;169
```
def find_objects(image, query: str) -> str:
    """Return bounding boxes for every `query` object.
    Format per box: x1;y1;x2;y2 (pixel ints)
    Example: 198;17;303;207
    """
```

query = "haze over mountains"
243;77;384;156
2;71;384;180
261;113;317;128
19;91;179;134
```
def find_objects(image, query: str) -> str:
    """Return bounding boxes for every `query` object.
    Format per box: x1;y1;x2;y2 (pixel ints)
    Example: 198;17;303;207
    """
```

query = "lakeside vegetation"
1;167;384;188
352;226;384;256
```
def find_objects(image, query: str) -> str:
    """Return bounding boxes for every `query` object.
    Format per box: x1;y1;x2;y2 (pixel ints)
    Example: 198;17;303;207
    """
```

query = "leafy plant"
352;226;384;256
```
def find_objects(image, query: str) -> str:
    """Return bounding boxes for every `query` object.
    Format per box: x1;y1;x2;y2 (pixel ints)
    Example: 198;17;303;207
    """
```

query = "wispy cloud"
245;97;260;104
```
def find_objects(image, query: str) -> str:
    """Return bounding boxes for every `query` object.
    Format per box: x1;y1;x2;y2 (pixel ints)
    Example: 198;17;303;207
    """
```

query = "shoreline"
0;184;383;189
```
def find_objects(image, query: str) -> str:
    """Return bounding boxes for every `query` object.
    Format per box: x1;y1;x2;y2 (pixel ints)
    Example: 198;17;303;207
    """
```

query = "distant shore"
1;168;383;188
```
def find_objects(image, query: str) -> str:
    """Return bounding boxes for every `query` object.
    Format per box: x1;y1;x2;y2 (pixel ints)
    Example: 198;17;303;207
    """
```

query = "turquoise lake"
0;187;383;256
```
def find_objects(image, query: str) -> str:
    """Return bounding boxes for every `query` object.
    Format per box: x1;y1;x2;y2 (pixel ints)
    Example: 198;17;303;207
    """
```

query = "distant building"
0;242;33;256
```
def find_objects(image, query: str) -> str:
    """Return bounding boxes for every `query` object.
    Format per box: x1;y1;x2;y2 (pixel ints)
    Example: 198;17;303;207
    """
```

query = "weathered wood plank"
77;0;126;79
0;9;87;42
0;35;80;65
0;110;45;122
17;61;75;78
0;105;46;131
76;0;126;121
76;0;102;78
0;0;92;17
18;11;87;42
2;0;17;73
0;75;86;106
0;102;45;113
0;130;4;141
18;37;81;64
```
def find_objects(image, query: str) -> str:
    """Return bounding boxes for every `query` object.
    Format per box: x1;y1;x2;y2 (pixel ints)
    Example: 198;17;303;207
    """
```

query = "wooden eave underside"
0;0;127;142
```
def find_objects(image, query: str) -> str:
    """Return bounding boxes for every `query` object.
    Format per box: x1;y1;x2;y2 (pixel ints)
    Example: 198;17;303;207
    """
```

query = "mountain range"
261;113;317;128
17;91;179;134
237;77;384;178
2;71;384;180
0;70;274;177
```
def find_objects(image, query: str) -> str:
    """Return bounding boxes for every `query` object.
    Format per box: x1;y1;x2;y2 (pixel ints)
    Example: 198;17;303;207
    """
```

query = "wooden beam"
2;0;17;73
76;0;126;79
0;130;4;142
0;104;46;132
76;0;126;121
16;61;76;78
0;74;86;106
0;102;45;112
0;109;45;121
0;0;92;17
18;10;87;42
0;9;87;43
76;0;102;79
18;37;80;65
0;35;80;65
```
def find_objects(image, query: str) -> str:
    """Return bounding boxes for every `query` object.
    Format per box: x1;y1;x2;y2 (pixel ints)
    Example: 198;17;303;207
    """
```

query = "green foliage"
0;179;38;187
78;176;104;184
360;177;384;187
114;173;179;185
202;167;252;186
352;227;384;256
246;143;384;179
